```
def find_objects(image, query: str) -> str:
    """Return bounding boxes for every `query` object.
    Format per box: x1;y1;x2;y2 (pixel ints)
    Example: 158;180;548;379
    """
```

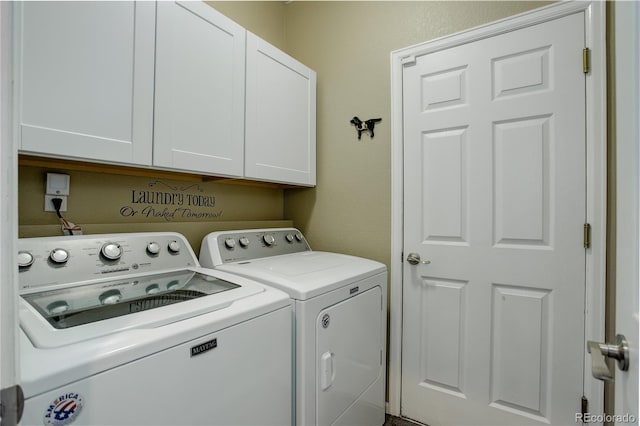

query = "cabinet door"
16;1;155;165
245;33;316;186
154;1;246;177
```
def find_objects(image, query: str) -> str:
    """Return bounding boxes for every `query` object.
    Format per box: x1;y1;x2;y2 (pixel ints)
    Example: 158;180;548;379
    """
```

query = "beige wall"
207;1;287;51
18;164;288;252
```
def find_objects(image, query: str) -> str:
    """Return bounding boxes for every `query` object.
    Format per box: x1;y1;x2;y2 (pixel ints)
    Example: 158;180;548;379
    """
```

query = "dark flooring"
384;414;426;426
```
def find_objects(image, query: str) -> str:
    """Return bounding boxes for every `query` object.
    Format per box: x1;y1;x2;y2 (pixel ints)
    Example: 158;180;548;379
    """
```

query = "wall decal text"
119;181;222;222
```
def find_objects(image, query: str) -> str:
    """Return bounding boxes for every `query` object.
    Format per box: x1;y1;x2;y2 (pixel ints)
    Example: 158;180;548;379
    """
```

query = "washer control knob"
263;234;275;246
146;242;161;255
295;232;304;242
49;248;69;264
224;238;236;249
101;242;123;261
18;251;34;268
285;234;295;243
239;237;250;248
168;240;181;253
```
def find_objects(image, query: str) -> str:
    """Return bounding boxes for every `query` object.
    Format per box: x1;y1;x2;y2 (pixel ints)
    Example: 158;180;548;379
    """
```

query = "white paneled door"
401;12;586;426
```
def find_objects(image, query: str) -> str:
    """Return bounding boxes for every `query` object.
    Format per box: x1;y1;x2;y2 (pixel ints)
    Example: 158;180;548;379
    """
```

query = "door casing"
389;1;607;419
0;1;19;423
613;0;640;419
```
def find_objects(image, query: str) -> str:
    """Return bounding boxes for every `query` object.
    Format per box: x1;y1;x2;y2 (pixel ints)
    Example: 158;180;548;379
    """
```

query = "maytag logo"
191;338;217;357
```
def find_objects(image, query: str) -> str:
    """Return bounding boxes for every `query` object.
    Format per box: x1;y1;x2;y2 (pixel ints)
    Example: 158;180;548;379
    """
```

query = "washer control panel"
18;232;197;292
205;228;311;264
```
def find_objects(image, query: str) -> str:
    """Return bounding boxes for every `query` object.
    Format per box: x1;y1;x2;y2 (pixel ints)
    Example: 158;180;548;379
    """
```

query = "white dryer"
18;232;292;426
200;228;387;426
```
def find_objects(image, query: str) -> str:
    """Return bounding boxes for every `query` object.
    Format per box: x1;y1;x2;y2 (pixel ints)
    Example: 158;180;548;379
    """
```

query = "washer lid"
22;270;240;329
19;267;269;348
216;251;386;300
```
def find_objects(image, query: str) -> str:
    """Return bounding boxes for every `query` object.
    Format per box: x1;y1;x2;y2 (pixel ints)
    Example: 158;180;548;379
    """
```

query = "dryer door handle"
320;351;335;391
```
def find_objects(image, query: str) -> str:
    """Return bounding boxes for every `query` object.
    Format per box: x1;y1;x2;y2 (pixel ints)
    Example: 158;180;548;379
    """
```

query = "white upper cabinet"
245;32;317;186
153;1;246;177
16;2;316;186
16;1;155;165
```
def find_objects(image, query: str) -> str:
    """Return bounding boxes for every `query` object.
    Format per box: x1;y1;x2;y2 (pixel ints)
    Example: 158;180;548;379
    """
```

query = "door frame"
0;0;19;423
389;1;607;419
613;0;639;419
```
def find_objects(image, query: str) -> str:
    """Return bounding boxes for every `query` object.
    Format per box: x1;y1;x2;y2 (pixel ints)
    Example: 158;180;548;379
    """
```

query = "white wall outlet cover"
46;173;70;195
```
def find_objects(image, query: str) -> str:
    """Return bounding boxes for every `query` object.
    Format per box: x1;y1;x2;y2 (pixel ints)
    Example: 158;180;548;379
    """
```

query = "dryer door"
316;286;383;425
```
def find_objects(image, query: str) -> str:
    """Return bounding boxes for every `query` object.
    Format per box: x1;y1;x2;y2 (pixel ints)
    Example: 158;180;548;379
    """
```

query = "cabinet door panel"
245;33;316;186
154;1;245;177
16;1;155;165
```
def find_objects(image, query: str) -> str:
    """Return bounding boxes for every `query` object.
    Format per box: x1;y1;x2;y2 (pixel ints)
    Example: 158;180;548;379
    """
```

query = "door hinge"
0;384;24;425
401;55;416;66
584;223;591;249
583;48;591;74
581;395;589;417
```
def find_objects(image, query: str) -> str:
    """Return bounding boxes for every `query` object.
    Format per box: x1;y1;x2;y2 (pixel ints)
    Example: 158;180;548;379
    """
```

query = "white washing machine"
18;232;292;426
199;228;387;426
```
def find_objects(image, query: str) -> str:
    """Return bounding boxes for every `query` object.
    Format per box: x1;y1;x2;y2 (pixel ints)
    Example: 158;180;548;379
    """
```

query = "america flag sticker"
43;392;84;426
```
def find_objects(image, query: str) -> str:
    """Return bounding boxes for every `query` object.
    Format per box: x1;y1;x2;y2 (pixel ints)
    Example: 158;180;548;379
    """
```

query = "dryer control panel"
201;228;311;265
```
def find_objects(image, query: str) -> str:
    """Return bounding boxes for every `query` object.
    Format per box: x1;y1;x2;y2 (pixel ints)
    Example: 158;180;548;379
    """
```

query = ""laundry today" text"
130;190;216;207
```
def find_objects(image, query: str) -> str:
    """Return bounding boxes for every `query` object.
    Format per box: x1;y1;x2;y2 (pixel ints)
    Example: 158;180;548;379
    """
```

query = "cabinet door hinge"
583;48;591;74
584;223;591;249
581;395;589;417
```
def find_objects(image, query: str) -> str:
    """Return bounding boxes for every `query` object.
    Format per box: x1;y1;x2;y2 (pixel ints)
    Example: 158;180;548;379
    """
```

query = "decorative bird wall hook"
350;116;382;140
